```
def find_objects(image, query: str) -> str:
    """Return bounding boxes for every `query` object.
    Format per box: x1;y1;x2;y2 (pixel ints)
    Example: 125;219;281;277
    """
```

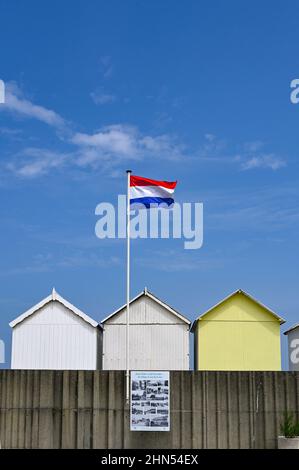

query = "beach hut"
10;288;102;370
192;289;285;371
101;288;191;370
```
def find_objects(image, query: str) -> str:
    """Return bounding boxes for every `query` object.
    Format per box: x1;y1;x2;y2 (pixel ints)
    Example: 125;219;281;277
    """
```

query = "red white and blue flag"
129;175;177;208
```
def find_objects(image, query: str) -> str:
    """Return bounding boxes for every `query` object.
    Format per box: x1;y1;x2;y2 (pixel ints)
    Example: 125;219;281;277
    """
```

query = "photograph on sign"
130;371;170;432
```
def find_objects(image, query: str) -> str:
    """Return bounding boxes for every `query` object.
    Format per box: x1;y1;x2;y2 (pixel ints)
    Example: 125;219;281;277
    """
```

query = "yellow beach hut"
192;289;285;371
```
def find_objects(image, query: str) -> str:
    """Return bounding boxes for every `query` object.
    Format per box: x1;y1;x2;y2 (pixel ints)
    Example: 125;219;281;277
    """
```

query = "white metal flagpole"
126;169;132;403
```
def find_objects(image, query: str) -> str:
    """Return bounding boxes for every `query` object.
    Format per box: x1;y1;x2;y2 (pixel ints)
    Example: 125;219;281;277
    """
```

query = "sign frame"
130;371;170;432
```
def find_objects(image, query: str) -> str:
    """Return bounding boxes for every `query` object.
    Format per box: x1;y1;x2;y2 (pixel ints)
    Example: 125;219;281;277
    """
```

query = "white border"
130;371;170;432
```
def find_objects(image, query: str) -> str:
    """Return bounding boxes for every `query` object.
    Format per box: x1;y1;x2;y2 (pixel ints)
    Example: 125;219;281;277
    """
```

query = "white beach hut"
101;288;191;371
10;288;102;370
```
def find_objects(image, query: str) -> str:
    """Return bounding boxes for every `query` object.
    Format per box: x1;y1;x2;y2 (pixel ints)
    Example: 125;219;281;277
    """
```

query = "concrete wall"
0;370;298;449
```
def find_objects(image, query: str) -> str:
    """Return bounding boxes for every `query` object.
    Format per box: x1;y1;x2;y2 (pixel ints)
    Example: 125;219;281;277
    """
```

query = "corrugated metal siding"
0;370;298;449
20;301;82;325
103;297;189;370
11;302;100;370
287;329;299;371
107;296;185;325
103;324;189;370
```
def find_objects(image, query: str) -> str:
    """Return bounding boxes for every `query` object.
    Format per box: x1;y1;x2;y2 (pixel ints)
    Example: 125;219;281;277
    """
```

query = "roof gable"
101;288;191;326
191;289;285;332
284;323;299;335
9;288;99;329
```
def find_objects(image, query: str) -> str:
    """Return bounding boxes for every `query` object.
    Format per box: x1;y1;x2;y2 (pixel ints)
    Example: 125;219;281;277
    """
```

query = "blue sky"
0;0;298;369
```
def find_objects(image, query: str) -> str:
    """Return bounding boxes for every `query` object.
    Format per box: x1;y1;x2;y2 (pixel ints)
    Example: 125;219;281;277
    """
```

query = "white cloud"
243;141;264;152
71;124;185;168
196;135;287;171
140;134;184;159
0;127;23;142
2;82;65;128
240;141;286;171
204;133;216;142
241;154;286;171
72;125;140;161
1;82;287;178
3;124;185;178
7;147;68;178
137;250;223;272
153;111;173;129
91;88;116;105
206;185;299;233
100;55;113;78
0;127;22;136
56;253;121;269
0;252;121;276
197;134;227;160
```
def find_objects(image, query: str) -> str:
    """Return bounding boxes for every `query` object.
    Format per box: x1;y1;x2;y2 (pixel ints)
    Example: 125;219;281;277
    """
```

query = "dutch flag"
129;174;177;209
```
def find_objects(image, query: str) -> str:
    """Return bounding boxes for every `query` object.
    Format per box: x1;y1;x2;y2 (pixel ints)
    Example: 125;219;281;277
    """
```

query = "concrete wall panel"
0;370;298;449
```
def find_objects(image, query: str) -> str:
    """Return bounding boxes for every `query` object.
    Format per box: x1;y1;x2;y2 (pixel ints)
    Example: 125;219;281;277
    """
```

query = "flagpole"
126;169;132;403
